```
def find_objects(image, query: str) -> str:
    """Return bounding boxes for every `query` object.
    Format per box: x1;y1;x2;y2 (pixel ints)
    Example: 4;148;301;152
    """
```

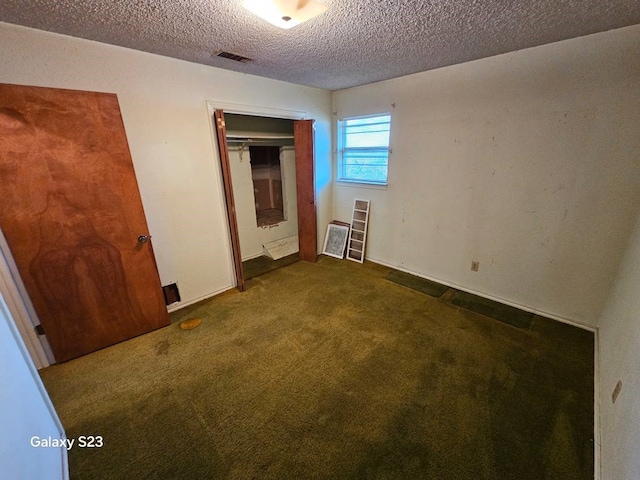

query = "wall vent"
162;283;181;305
215;51;253;63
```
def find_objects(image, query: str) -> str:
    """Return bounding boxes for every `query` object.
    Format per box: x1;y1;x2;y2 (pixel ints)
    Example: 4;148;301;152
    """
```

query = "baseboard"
242;252;264;261
366;256;597;332
166;285;235;313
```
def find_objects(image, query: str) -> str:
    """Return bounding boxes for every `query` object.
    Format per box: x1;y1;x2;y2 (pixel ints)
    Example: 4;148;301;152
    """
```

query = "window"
250;146;285;227
338;114;391;185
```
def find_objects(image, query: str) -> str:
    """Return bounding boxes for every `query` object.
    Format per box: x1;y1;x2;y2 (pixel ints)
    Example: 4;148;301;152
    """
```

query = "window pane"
344;115;391;128
345;130;389;148
343;149;388;166
339;114;391;184
344;165;388;183
343;115;390;148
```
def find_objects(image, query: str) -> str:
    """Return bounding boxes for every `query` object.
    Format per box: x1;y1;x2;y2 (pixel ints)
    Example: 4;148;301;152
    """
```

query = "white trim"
594;327;602;480
205;100;306;120
336;111;392;122
335;180;388;190
241;251;265;262
337;112;392;185
166;285;235;313
204;100;310;289
368;256;596;331
0;229;53;368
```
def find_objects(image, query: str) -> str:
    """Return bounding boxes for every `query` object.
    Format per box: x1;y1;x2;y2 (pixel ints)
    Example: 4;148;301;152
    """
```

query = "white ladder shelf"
347;199;370;263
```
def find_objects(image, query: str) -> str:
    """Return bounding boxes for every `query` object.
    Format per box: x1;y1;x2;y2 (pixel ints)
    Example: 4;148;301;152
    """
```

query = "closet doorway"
212;108;317;291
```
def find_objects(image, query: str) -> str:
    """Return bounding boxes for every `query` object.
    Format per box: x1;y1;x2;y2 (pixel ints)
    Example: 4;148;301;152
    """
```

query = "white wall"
0;292;68;480
0;22;332;312
332;25;640;326
598;213;640;480
229;147;299;260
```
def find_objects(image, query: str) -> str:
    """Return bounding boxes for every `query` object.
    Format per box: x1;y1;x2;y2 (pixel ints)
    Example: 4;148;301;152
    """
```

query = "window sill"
335;180;388;191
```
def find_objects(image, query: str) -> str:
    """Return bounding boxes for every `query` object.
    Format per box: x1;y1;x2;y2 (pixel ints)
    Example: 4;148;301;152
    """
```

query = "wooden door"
214;110;246;291
0;84;169;362
294;120;317;262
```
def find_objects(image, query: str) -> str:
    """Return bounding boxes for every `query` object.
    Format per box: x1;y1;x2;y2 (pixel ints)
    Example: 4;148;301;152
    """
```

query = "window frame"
337;113;392;186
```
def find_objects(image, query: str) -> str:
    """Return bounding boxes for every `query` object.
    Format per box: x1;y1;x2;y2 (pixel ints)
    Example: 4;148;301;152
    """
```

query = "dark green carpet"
39;257;594;479
242;252;300;280
384;270;450;298
449;290;535;330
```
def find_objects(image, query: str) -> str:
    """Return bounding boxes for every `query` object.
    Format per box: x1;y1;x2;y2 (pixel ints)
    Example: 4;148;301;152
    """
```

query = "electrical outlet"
612;380;622;404
471;261;479;272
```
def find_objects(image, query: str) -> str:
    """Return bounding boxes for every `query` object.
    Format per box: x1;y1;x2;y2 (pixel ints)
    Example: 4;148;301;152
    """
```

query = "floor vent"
215;51;253;63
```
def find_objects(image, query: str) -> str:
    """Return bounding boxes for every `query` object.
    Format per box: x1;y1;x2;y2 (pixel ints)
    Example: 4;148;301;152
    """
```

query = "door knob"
137;235;149;244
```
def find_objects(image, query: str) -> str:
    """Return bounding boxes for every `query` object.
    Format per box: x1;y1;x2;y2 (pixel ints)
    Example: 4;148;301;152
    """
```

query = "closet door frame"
206;102;317;291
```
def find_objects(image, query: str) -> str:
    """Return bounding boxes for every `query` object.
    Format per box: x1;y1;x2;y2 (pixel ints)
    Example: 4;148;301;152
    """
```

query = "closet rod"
226;133;294;142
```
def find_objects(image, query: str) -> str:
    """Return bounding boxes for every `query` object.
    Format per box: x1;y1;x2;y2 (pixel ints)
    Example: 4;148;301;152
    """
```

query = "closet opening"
213;108;316;289
249;145;285;227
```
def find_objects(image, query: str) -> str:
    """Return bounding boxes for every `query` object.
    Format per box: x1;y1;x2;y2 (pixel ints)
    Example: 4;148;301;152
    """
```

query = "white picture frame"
322;224;350;259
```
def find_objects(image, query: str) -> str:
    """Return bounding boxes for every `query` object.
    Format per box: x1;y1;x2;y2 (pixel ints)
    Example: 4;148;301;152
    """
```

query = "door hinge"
34;324;45;336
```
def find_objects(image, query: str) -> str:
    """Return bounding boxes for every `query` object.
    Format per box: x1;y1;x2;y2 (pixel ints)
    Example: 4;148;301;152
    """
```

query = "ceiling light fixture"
241;0;328;29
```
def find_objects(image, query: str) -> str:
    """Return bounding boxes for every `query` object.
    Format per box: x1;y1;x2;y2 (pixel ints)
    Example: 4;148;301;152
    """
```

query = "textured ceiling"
1;0;639;91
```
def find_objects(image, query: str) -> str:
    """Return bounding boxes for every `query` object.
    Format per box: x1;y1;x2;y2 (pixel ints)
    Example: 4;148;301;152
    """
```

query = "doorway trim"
205;101;309;290
0;229;54;368
206;101;307;121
